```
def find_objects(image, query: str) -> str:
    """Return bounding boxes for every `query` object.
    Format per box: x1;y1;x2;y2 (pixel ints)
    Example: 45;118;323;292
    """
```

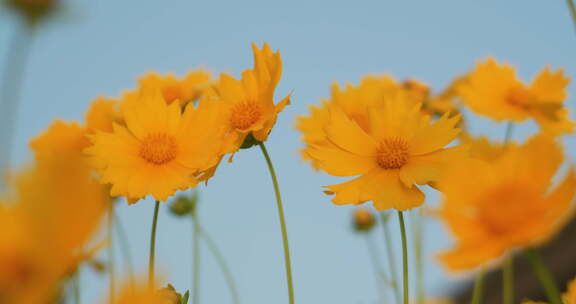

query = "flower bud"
169;192;198;217
157;284;181;304
352;208;375;232
6;0;59;26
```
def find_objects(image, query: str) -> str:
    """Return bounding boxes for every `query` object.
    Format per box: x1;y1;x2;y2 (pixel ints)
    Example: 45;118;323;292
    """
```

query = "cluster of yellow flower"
1;34;575;302
0;43;290;303
299;58;576;304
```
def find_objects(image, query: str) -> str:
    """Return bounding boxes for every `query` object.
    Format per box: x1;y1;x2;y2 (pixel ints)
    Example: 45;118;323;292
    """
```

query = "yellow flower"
438;135;576;271
85;97;122;134
458;58;574;134
459;133;513;162
86;89;225;203
106;280;168;304
138;70;212;105
29;120;90;161
296;75;399;169
0;157;107;303
211;43;290;151
298;87;465;211
522;277;576;304
565;277;576;304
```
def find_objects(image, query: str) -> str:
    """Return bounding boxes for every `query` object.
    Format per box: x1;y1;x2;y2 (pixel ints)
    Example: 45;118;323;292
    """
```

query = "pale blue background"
1;1;575;303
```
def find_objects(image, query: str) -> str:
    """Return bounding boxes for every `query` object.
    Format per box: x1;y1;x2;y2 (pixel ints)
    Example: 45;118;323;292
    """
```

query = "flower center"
506;87;532;107
376;137;410;169
230;102;262;130
139;133;178;165
478;185;542;236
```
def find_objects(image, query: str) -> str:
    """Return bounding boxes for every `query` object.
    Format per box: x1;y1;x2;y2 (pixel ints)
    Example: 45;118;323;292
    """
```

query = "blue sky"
1;1;575;303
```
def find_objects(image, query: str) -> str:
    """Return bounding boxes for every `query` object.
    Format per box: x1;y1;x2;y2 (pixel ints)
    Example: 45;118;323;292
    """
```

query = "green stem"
74;269;81;304
412;210;424;304
470;269;484;304
397;211;409;304
199;225;240;304
503;256;514;304
381;213;401;304
365;234;387;304
566;0;576;34
107;204;115;302
113;213;135;289
0;24;33;174
192;207;201;304
258;142;294;304
524;248;562;304
504;122;514;145
148;201;161;289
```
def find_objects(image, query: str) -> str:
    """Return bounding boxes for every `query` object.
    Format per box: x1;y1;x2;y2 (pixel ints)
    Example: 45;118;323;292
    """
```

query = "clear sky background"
1;1;576;303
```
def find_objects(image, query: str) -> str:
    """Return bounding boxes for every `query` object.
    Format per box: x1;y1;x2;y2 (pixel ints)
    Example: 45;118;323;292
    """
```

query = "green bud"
169;192;198;217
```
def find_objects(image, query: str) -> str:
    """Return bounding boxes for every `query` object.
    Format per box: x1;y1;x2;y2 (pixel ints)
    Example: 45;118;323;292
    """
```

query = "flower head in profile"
458;58;574;134
438;135;576;271
298;84;465;211
86;89;226;203
106;279;176;304
210;43;290;151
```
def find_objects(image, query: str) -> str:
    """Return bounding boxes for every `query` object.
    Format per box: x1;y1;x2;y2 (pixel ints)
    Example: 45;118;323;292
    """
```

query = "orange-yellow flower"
0;157;107;303
210;43;290;151
86;89;226;203
29;120;90;161
298;87;465;211
296;75;399;169
106;279;172;304
137;70;211;105
438;135;576;271
458;58;574;134
522;277;576;304
85;97;122;134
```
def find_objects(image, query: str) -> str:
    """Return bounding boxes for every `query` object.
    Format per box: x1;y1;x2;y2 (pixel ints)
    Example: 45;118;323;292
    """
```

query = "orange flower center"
376;137;410;169
478;185;543;236
139;133;178;165
506;87;532;107
230;101;262;130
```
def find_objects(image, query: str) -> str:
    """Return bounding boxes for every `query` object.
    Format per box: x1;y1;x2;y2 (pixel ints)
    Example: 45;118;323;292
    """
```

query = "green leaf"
180;290;190;304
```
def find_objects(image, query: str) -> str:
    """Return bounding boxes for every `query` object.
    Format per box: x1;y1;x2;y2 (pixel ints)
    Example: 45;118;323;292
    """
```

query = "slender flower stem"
525;248;562;304
192;207;201;304
258;142;294;304
199;225;240;304
412;210;424;304
504;122;514;145
503;256;514;304
566;0;576;34
107;204;115;302
397;211;409;304
381;212;401;304
114;213;135;288
148;201;161;289
74;269;81;304
0;24;33;174
470;269;484;304
365;234;387;304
